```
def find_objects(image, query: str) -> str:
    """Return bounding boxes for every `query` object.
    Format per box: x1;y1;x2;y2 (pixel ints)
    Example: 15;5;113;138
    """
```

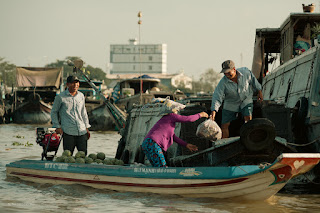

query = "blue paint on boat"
6;159;274;180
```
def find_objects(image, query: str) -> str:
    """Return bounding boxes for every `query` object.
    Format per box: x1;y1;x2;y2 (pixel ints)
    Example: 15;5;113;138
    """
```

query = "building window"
133;65;135;70
149;65;152;70
149;56;152;61
133;56;136;61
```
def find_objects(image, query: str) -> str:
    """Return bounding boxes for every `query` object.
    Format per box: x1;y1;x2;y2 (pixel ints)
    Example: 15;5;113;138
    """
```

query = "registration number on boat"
45;163;69;170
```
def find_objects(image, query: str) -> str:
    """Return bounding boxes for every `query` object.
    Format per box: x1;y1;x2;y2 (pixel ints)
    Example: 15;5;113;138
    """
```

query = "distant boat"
78;80;115;131
11;67;63;124
112;75;186;111
0;91;5;124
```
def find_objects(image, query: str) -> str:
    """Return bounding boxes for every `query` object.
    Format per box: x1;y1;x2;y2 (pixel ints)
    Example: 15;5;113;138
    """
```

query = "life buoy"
240;118;276;152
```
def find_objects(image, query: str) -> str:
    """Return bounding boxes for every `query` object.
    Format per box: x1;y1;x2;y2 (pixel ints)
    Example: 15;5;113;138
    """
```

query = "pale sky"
0;0;314;78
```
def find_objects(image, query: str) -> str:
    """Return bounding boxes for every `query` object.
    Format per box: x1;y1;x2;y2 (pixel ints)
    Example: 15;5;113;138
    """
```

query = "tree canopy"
45;56;109;84
0;58;16;90
173;68;221;95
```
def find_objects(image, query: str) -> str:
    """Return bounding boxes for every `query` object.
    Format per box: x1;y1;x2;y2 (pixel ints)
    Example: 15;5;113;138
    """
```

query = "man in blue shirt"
210;60;263;138
51;75;91;155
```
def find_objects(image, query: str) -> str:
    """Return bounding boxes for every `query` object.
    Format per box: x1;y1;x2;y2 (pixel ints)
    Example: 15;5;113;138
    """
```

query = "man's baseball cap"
220;60;235;73
67;75;80;83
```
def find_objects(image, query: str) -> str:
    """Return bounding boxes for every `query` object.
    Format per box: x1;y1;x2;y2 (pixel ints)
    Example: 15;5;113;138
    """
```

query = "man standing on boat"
51;75;91;155
210;60;263;138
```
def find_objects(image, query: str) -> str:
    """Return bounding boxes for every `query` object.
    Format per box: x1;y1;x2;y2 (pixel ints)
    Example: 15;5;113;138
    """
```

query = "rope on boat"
303;173;320;185
236;166;249;174
258;162;271;169
286;136;320;147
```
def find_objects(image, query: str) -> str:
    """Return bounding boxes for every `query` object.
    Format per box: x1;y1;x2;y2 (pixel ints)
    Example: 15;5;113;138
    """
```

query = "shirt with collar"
211;67;262;112
51;89;91;136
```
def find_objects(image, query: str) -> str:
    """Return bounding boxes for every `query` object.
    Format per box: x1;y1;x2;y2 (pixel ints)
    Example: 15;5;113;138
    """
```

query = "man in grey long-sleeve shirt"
210;60;263;138
51;75;91;155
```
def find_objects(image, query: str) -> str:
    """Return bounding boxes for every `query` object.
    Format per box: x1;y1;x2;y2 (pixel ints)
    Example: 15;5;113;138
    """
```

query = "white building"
170;70;192;90
110;39;167;74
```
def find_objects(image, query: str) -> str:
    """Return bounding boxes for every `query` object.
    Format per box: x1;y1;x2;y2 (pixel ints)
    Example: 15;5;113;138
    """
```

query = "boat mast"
138;11;143;105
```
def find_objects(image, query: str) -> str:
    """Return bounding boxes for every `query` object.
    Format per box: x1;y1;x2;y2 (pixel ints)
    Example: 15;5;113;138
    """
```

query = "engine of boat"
36;127;60;149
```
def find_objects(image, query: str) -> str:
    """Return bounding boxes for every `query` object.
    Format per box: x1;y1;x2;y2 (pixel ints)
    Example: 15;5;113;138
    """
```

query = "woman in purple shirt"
142;109;208;167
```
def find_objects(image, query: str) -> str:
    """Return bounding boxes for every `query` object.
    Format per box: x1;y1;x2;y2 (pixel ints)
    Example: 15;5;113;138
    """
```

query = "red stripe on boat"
10;172;248;188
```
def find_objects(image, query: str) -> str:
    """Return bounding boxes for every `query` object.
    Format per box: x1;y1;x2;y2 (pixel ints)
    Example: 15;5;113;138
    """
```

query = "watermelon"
96;152;106;160
103;158;113;165
55;156;65;162
88;153;97;160
75;158;85;164
95;159;103;164
65;156;75;163
75;151;86;158
115;159;124;165
62;150;72;157
84;157;94;164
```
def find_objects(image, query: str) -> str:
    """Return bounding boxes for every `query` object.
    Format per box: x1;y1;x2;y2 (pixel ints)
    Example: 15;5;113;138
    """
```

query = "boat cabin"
254;13;320;78
118;76;161;98
14;67;63;105
78;80;103;101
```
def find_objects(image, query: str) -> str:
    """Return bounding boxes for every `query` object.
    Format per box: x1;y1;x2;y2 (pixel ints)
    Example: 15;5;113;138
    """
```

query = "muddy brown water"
1;124;320;212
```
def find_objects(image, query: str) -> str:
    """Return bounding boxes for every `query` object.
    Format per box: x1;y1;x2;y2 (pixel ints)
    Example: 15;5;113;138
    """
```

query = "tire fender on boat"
240;118;276;152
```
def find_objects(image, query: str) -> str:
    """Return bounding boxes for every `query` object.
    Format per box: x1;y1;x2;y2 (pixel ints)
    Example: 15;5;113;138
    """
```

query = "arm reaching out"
186;143;198;152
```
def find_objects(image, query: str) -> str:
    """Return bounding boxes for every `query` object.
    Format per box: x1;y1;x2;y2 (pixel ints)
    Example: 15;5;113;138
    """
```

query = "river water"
1;124;320;213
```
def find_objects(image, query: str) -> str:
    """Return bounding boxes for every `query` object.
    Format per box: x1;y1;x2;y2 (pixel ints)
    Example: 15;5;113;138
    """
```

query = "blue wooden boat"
6;153;320;200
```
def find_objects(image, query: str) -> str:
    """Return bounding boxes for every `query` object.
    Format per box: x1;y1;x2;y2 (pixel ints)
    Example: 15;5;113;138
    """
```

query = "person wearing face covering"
141;100;208;167
210;60;263;138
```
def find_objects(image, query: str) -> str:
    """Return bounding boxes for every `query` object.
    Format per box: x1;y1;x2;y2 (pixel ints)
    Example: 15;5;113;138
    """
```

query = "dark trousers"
63;133;88;155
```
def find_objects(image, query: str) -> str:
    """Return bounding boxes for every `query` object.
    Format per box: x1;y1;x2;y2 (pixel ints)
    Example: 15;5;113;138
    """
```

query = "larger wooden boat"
252;12;320;190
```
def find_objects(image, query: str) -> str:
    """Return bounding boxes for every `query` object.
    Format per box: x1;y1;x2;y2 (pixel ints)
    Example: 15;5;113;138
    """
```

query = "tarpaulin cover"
251;36;265;80
16;67;62;89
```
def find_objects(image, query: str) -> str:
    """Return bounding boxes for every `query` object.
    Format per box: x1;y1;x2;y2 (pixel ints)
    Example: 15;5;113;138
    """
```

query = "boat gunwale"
6;159;275;180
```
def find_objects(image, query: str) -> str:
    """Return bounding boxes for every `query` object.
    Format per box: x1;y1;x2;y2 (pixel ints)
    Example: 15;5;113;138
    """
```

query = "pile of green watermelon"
54;150;124;165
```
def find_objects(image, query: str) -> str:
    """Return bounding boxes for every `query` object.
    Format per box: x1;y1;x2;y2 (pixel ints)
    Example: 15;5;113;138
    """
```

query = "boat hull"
6;153;320;200
88;104;115;131
12;100;52;124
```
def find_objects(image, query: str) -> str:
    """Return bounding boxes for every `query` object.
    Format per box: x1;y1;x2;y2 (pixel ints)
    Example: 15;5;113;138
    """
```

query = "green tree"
46;56;110;84
0;58;16;90
45;56;80;78
85;65;110;84
199;68;221;93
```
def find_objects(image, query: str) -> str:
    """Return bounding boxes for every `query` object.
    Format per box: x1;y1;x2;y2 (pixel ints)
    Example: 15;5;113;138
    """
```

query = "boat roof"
120;75;160;83
16;67;63;89
78;80;103;88
280;13;320;29
256;12;320;54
